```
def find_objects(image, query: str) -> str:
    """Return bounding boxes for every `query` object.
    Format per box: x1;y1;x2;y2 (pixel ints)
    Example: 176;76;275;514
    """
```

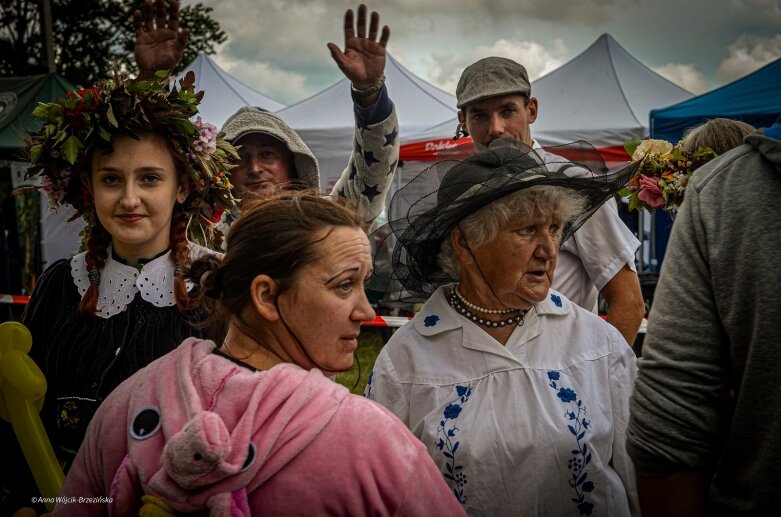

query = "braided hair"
170;204;193;311
77;218;112;315
77;133;195;316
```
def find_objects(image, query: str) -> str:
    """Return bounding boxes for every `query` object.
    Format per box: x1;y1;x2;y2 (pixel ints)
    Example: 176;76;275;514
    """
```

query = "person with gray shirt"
626;116;781;516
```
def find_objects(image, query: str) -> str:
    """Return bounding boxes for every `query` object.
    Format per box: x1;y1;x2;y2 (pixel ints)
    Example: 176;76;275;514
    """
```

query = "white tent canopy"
174;53;286;128
400;34;693;165
533;33;693;148
274;53;458;190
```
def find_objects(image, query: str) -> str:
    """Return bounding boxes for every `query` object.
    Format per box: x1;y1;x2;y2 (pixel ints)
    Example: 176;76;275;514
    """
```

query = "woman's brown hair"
188;190;365;343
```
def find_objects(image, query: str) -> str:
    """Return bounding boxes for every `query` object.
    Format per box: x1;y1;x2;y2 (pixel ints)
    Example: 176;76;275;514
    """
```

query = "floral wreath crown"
24;70;238;234
619;138;718;216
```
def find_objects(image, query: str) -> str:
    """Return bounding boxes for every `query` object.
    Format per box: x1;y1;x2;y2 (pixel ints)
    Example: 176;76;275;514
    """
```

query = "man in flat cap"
455;56;645;345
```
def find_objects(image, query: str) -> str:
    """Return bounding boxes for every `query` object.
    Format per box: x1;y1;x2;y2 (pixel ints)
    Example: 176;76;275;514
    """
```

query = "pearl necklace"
454;286;515;314
449;290;528;329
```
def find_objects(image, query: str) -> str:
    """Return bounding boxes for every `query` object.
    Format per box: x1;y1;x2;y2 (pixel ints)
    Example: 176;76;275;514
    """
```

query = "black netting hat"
370;139;641;304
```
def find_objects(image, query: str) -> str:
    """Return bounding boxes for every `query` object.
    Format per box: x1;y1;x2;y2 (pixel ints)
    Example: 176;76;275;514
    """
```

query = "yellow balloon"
0;322;64;513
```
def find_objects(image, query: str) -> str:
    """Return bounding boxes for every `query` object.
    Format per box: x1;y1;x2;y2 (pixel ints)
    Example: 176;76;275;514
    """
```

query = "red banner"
400;137;473;162
401;138;631;165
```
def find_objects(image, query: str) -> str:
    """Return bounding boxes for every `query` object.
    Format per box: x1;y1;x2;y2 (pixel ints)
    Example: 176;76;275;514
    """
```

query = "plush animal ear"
249;274;280;322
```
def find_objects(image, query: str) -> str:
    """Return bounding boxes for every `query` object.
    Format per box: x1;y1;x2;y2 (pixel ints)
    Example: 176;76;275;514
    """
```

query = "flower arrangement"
619;138;718;215
22;70;239;245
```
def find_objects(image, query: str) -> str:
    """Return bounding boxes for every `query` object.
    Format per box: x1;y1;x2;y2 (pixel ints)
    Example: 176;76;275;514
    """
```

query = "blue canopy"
645;58;781;273
650;57;781;142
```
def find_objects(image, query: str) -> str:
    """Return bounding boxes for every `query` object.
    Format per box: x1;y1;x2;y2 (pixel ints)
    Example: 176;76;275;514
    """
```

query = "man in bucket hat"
453;56;645;345
136;2;399;231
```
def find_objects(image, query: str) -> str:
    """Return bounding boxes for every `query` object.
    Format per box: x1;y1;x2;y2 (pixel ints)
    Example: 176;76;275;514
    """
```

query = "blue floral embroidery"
547;370;595;516
363;371;374;398
424;314;440;327
557;387;577;403
443;403;462;419
435;384;473;504
550;293;562;307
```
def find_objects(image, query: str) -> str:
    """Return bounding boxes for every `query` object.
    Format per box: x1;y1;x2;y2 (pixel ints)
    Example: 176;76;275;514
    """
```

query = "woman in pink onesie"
57;192;464;517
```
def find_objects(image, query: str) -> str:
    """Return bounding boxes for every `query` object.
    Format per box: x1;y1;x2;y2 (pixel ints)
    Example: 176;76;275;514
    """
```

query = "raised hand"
327;4;390;90
134;0;189;78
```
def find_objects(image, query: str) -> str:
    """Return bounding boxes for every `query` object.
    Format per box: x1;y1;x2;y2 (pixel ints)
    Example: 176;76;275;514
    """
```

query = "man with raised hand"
135;1;399;232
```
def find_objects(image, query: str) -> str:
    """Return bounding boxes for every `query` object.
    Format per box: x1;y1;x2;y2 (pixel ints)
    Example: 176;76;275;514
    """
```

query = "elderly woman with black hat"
366;141;641;516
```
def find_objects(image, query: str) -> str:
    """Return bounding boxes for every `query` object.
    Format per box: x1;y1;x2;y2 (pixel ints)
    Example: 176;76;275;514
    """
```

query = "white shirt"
534;141;640;312
556;201;639;312
366;285;640;517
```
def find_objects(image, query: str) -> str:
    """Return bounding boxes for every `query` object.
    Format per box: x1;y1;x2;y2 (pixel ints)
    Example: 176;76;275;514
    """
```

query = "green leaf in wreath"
106;103;118;127
29;144;42;164
628;195;645;212
624;138;641;158
63;135;82;164
31;103;50;119
98;126;112;142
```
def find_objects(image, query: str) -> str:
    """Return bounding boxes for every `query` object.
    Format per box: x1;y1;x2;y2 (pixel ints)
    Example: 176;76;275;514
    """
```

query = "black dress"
1;254;208;513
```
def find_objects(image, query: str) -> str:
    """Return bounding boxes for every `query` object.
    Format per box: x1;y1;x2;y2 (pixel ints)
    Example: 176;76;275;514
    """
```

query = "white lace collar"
71;242;215;319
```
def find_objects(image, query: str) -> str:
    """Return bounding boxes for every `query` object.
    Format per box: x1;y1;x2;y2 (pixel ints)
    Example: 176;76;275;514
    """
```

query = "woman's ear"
450;227;473;266
177;175;192;204
249;274;280;322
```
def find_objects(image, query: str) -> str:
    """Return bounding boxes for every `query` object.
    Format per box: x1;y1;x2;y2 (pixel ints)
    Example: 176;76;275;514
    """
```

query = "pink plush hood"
116;338;350;515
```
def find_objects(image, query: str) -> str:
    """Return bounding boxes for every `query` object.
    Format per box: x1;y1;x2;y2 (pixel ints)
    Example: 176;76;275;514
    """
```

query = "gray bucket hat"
221;107;320;189
456;57;532;109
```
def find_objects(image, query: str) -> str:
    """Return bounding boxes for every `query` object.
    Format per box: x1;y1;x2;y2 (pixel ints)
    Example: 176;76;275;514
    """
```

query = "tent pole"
41;0;56;74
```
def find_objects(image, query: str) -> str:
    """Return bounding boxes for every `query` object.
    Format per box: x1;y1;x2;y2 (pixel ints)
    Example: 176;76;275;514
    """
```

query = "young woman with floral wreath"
0;71;238;516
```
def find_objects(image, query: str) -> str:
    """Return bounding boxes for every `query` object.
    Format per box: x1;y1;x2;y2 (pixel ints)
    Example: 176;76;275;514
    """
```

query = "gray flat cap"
456;57;531;109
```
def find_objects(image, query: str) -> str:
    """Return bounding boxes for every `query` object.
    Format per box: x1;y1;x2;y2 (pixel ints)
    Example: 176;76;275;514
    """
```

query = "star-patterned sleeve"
329;85;399;223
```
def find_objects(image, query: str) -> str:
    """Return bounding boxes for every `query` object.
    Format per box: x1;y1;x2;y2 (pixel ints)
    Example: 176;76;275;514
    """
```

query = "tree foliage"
0;0;226;87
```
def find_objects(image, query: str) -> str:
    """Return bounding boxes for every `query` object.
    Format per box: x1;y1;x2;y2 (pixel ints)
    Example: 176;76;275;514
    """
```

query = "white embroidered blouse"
366;285;640;517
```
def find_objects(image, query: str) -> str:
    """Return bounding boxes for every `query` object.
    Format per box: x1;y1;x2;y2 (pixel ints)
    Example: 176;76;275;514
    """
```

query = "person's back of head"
681;117;756;155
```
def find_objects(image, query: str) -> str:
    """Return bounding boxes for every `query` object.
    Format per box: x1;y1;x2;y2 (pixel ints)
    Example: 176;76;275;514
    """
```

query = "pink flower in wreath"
192;117;217;155
637;174;666;208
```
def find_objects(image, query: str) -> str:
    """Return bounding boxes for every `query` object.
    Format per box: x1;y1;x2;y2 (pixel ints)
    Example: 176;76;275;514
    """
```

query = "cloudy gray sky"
185;0;781;105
